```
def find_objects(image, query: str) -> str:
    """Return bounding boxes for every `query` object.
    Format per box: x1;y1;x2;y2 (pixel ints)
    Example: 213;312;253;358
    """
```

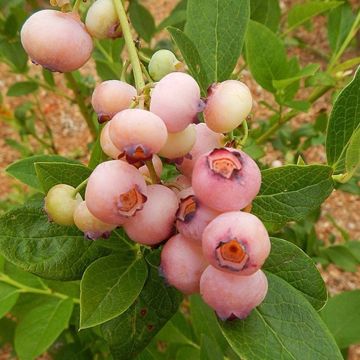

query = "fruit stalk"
113;0;145;92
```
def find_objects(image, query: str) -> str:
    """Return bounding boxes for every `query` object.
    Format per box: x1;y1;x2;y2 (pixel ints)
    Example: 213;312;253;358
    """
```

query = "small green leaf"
185;0;250;84
168;27;208;94
252;165;334;230
0;40;28;73
42;69;55;87
129;0;156;43
320;245;358;272
245;20;289;92
6;155;79;191
88;133;108;170
272;63;320;90
321;290;360;349
14;297;73;360
250;0;281;32
0;283;19;319
219;273;342;360
7;82;39;97
326;67;360;171
95;60;121;81
0;201;111;280
80;252;148;329
287;1;342;33
101;251;182;359
35;162;92;193
328;2;355;54
345;127;360;179
157;0;187;31
264;238;327;310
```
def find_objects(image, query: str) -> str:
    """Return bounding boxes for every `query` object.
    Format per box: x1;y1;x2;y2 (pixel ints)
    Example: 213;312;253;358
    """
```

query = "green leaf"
190;295;229;353
200;335;223;360
168;27;208;94
345;127;360;178
35;162;92;193
14;297;73;360
42;68;55;87
219;273;342;360
95;60;122;81
287;1;342;33
7;82;39;97
272;63;320;90
80;252;148;329
88;133;108;170
321;290;360;348
0;201;110;280
326;67;360;171
250;0;281;32
101;251;182;359
185;0;250;84
6;155;79;191
176;347;200;360
252;165;334;230
0;40;28;73
264;238;327;310
328;2;355;54
157;0;187;31
320;245;358;272
129;0;156;43
245;20;289;92
0;283;19;319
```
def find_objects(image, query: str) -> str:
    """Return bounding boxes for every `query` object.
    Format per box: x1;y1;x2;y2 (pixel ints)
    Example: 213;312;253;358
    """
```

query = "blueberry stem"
145;159;160;184
73;178;89;198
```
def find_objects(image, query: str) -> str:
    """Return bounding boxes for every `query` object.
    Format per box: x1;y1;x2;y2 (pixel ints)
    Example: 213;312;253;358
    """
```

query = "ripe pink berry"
73;201;116;240
158;124;196;159
109;109;168;163
138;155;163;179
21;10;93;73
91;80;137;122
85;160;147;225
160;234;208;294
44;184;82;226
177;123;224;178
124;185;178;245
85;0;122;39
202;211;270;276
150;72;202;132
192;148;261;212
100;121;121;159
204;80;252;133
200;266;268;320
176;188;219;244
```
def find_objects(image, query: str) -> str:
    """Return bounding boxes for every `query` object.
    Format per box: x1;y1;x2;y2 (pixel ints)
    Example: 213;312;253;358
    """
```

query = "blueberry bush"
0;0;359;359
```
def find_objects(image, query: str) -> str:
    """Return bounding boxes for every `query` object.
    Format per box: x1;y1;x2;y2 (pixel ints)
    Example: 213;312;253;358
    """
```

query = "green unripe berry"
44;184;82;226
148;50;181;81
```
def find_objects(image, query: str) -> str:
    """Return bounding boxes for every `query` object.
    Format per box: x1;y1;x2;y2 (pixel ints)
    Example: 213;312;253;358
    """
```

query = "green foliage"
129;0;156;43
321;290;360;349
326;67;360;172
185;0;250;85
250;0;281;32
7;81;39;96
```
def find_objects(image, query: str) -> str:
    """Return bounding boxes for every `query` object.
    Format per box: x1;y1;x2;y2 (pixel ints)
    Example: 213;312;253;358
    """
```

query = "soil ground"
0;0;359;358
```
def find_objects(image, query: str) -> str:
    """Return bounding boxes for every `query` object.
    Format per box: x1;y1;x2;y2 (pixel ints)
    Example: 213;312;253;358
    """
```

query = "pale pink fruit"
150;72;202;132
85;160;147;225
165;175;192;196
192;148;261;212
204;80;252;133
176;188;219;244
44;184;82;226
100;121;121;159
158;124;196;159
160;233;208;294
109;109;168;162
91;80;137;122
21;10;93;72
200;266;268;320
74;201;116;240
202;211;270;276
177;123;224;178
124;184;178;245
85;0;122;39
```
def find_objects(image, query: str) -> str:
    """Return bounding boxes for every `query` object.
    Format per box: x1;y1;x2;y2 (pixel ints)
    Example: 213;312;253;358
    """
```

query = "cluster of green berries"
21;1;270;320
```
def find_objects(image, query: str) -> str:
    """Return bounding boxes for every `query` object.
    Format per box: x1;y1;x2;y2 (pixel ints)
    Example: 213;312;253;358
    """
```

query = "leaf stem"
0;274;80;304
64;72;98;138
112;0;145;92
